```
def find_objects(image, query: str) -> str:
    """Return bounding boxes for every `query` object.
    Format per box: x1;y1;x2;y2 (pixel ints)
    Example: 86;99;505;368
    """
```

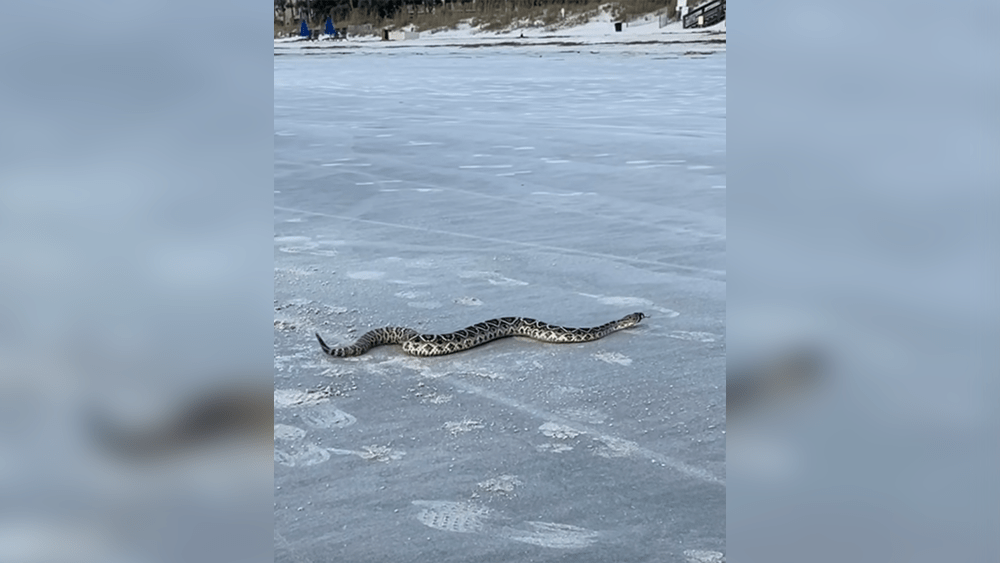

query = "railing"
683;0;726;29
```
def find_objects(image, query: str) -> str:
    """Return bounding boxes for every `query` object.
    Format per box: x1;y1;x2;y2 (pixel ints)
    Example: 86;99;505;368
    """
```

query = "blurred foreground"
0;1;273;562
728;0;999;561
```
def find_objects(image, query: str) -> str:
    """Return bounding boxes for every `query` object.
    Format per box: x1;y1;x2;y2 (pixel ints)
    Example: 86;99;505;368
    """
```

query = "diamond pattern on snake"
315;312;645;357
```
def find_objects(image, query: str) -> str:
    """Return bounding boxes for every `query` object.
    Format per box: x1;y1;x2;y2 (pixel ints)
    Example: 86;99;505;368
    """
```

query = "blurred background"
0;1;273;562
728;0;999;561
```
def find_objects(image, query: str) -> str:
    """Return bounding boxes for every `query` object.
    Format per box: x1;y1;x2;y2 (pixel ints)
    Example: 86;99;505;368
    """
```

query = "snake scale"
316;312;645;357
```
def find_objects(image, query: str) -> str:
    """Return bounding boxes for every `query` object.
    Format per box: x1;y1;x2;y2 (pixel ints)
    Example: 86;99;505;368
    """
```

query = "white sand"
276;8;725;50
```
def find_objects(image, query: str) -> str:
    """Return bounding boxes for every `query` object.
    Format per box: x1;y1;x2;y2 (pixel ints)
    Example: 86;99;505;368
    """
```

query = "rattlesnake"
316;312;645;357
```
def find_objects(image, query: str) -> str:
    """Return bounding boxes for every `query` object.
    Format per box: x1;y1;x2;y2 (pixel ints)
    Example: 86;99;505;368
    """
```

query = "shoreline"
275;14;726;54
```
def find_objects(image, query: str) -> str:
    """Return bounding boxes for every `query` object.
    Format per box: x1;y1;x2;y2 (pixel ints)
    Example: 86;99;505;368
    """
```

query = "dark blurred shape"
88;382;273;463
0;0;272;560
726;345;824;417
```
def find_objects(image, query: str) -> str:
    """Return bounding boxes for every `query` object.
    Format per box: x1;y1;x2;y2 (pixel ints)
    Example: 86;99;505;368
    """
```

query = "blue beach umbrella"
325;17;335;36
299;20;310;37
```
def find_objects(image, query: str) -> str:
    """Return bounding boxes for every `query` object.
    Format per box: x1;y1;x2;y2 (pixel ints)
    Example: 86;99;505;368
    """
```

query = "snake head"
625;312;646;324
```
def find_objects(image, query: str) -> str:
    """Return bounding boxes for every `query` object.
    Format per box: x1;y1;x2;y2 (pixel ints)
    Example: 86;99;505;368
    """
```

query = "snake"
316;312;645;357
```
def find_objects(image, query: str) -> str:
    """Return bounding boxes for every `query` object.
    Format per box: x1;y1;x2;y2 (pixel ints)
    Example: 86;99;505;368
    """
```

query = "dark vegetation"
275;0;678;36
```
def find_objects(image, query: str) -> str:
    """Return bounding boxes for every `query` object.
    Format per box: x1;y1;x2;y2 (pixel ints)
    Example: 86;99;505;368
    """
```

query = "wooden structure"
683;0;725;29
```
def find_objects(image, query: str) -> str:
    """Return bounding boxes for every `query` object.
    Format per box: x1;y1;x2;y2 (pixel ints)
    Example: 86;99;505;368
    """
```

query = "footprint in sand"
458;271;528;286
298;403;357;430
539;422;581;440
328;445;405;462
591;435;642;459
274;424;307;442
535;442;574;453
684;549;725;563
667;331;718;343
275;236;338;257
274;441;330;467
443;419;485;436
274;387;332;409
593;351;633;366
476;475;522;495
394;290;427;299
413;500;599;549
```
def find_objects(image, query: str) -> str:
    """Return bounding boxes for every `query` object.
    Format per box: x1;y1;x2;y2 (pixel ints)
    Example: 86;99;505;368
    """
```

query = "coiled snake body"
316;312;645;357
